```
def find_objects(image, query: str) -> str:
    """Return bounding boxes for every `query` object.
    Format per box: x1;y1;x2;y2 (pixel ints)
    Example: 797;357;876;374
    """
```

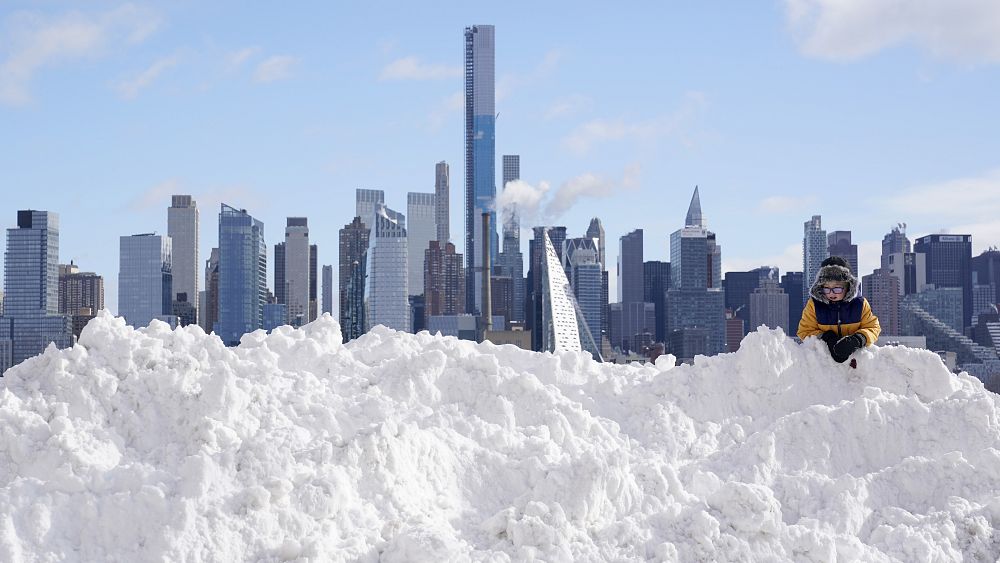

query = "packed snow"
1;311;999;561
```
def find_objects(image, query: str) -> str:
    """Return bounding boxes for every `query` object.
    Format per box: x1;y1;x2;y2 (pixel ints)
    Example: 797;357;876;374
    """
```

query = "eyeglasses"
821;287;845;295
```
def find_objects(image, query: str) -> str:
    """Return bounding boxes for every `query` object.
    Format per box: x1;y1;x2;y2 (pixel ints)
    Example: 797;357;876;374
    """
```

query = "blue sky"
3;1;1000;315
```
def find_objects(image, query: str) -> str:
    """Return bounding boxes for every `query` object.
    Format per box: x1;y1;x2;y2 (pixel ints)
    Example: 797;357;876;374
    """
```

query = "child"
797;256;881;363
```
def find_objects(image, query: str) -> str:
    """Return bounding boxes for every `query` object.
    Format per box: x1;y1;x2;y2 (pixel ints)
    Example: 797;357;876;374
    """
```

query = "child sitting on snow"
797;256;881;363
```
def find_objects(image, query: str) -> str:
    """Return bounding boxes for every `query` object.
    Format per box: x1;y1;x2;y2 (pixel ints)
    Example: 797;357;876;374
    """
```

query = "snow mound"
2;311;1000;561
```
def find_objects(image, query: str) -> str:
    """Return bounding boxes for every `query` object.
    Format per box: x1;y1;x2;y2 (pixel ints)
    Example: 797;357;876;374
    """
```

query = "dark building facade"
915;234;973;330
339;216;370;341
424;240;465;317
780;271;804;336
643;260;670;343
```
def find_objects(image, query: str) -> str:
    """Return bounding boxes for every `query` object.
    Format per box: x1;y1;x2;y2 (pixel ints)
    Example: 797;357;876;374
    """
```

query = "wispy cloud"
253;55;298;83
756;195;818;214
497;49;563;101
880;168;1000;250
545;94;593;120
116;54;178;99
228;46;260;68
0;5;161;105
561;91;708;155
784;0;1000;63
426;90;463;131
380;56;461;80
127;180;263;214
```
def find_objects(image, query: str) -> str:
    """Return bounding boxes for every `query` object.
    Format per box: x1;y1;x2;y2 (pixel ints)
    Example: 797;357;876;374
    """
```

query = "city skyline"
3;3;1000;316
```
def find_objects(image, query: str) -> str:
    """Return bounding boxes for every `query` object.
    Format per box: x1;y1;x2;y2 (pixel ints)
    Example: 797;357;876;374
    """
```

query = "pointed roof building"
685;186;705;228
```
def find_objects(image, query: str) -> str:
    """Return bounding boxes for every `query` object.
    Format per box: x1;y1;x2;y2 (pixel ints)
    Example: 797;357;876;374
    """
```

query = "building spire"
685;185;705;228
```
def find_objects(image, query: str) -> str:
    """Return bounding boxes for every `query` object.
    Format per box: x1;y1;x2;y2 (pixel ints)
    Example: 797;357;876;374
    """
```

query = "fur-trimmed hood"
809;263;859;304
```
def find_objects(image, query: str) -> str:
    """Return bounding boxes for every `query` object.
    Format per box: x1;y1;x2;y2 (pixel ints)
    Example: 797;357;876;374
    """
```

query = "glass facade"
407;192;437;296
644;261;671;342
465;24;497;315
803;215;827;305
119;234;173;328
1;210;73;374
498;155;524;323
915;234;973;329
618;229;644;303
215;204;266;346
339;217;369;341
365;205;409;332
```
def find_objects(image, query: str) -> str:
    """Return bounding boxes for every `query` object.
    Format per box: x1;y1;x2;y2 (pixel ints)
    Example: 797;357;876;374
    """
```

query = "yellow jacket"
797;297;881;346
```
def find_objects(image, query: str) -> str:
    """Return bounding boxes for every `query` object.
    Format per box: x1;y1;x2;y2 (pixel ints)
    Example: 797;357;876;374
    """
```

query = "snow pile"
2;311;1000;561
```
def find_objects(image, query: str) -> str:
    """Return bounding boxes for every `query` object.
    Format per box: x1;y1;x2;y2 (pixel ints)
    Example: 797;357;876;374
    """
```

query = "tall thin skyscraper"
435;161;450;243
0;210;73;373
310;244;318;322
407;192;437;296
499;154;524;323
587;217;608;340
118;233;173;328
644;260;671;343
339;217;370;341
202;248;220;333
273;242;286;305
803;215;828;304
618;230;644;304
465;24;497;315
366;204;409;331
284;217;310;327
216;204;266;346
322;265;333;316
168;195;199;323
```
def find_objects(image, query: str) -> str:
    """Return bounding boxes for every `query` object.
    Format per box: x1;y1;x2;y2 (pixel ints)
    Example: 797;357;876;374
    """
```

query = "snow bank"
2;311;999;561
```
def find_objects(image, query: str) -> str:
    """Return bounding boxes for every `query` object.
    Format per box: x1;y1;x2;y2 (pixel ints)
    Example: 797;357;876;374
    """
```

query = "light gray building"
803;215;828;304
749;274;790;335
322;264;333;316
356;189;385;233
283;217;311;327
407;192;437;297
167;195;199;323
435;161;450;243
366;204;409;332
0;211;73;373
119;233;173;328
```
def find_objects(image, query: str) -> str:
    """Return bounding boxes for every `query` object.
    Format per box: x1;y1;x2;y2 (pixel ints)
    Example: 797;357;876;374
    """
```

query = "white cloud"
117;55;178;99
228;46;260;68
426;91;463;132
379;56;461;80
497;49;563;101
562;91;707;155
0;5;161;105
756;195;818;214
129;179;181;211
253;55;297;83
127;180;262;214
784;0;1000;63
544;94;593;120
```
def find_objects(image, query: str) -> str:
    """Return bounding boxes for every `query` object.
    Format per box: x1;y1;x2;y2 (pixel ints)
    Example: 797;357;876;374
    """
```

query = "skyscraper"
540;230;599;358
803;215;828;304
827;231;858;277
283;217;310;327
119;234;173;328
914;234;974;330
407;192;437;297
424;240;465;317
366;204;409;332
881;225;912;269
563;237;603;353
0;211;73;373
643;260;671;343
356;189;385;233
863;269;900;336
666;189;726;355
59;262;104;338
168;195;199;324
435;161;450;243
339;217;370;342
586;217;608;340
618;230;644;304
465;24;497;315
202;248;219;334
781;271;804;334
749;273;789;334
273;242;286;305
322;265;333;316
215;204;267;346
972;249;1000;308
498;154;524;323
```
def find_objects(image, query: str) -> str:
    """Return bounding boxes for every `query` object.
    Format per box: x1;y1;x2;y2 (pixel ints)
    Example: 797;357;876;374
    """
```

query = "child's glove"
832;333;865;363
821;331;839;355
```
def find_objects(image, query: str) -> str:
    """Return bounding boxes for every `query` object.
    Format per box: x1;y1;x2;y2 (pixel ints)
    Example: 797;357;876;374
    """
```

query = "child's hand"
832;334;865;363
